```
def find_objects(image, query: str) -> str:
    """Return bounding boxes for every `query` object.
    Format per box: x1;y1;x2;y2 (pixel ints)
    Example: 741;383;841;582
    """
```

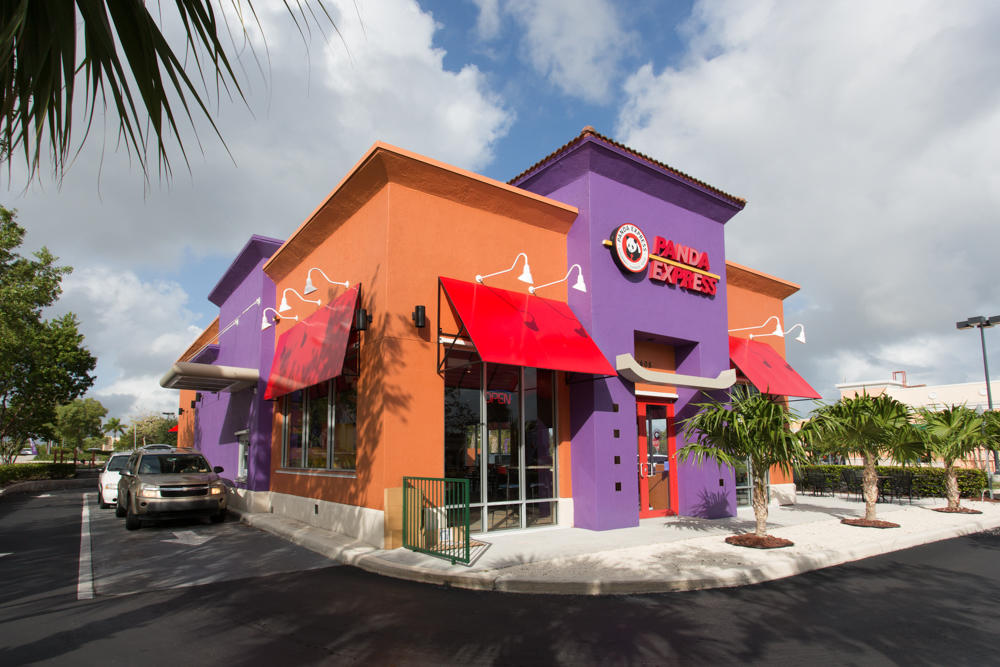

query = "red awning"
264;286;359;400
168;425;178;433
440;277;614;376
728;336;821;399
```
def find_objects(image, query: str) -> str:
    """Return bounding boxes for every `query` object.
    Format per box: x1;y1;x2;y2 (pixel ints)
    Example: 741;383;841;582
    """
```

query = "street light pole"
956;315;1000;475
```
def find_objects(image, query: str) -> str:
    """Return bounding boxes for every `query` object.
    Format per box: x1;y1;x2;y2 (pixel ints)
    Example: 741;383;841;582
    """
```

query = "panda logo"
612;223;648;273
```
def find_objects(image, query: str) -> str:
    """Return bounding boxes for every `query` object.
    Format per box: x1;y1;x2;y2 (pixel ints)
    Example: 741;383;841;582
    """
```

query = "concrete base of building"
227;489;385;548
558;497;574;527
769;483;796;506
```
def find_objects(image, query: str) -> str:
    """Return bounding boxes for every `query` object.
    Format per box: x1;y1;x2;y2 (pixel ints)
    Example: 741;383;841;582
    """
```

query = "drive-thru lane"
1;488;337;603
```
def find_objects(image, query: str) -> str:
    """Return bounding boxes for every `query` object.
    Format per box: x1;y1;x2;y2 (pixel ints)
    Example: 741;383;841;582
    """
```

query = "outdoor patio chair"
888;470;913;504
805;470;833;496
840;468;863;500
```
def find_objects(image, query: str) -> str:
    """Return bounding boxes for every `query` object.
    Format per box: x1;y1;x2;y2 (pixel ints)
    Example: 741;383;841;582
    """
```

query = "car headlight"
209;483;225;496
138;483;161;499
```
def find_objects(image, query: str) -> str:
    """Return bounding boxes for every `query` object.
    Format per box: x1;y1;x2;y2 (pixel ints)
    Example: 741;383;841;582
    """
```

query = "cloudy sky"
5;0;1000;421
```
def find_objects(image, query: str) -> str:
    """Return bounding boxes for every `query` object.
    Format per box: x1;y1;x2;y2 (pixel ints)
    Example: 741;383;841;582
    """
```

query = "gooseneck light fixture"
529;264;586;295
278;287;320;313
475;252;533;285
783;323;807;344
261;307;298;331
303;268;349;295
956;314;1000;475
729;315;782;339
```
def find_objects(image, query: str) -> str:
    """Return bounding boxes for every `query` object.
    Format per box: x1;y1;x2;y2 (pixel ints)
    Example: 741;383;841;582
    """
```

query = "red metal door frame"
636;398;678;518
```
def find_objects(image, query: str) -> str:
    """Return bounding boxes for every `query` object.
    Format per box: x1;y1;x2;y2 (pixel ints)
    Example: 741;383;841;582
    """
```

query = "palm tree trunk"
862;454;878;521
752;468;769;537
946;465;960;509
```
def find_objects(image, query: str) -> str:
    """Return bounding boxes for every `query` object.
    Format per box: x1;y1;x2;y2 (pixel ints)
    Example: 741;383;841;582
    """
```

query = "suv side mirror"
120;470;132;477
213;466;224;474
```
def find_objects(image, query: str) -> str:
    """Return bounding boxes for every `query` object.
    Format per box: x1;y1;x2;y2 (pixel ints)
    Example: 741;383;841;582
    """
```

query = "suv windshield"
139;454;212;475
106;457;129;471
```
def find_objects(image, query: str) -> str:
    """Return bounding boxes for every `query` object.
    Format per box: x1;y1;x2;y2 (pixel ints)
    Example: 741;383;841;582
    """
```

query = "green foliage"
102;416;126;445
801;394;923;463
680;385;807;475
0;462;76;486
915;405;984;466
797;464;988;498
55;398;107;450
0;207;96;463
122;414;177;449
0;1;333;183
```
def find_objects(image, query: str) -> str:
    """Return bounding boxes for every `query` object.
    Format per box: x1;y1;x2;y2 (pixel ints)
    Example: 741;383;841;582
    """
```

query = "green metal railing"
402;476;470;564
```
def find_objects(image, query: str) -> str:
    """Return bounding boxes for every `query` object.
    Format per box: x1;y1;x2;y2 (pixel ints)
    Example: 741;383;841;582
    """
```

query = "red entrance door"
637;400;678;518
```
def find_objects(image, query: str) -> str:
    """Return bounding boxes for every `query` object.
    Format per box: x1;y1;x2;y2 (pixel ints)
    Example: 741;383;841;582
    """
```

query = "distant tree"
103;416;126;447
916;405;984;510
802;394;923;522
0;207;96;463
124;414;178;449
679;385;808;538
55;398;108;451
1;1;334;184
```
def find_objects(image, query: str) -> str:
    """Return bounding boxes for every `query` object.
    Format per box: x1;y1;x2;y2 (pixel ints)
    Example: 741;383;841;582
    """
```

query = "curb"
0;477;95;498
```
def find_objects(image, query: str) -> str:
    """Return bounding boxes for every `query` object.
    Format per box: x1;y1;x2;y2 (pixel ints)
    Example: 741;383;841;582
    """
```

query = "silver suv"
116;447;227;530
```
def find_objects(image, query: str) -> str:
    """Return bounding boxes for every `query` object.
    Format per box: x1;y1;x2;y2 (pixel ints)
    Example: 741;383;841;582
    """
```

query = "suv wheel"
115;496;126;518
124;497;142;531
210;509;227;524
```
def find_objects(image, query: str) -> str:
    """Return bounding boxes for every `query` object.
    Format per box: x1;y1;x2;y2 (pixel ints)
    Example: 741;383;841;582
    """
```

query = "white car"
98;452;132;509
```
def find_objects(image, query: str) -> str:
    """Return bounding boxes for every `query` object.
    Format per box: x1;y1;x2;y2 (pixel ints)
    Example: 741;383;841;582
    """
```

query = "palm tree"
679;385;807;539
1;1;333;182
102;417;126;447
802;394;922;523
915;405;984;511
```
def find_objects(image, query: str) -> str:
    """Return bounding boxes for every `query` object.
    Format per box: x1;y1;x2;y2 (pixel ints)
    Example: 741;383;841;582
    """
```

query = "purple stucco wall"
193;235;282;492
515;138;744;528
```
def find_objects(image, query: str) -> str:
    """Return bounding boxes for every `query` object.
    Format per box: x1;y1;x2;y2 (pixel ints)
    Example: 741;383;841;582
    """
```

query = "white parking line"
78;493;94;600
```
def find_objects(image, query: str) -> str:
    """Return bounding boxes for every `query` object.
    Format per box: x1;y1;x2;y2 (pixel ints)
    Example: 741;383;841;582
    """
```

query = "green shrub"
0;463;77;486
797;464;988;498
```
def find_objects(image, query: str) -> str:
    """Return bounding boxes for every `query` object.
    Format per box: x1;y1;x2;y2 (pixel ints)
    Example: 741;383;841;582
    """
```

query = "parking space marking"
78;493;94;600
161;530;215;547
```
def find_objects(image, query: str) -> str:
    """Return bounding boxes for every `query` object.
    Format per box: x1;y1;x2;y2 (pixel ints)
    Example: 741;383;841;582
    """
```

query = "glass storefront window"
443;360;558;534
306;383;330;468
333;374;357;470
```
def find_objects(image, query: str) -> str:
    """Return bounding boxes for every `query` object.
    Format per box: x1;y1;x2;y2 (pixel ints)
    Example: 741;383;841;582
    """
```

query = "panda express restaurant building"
174;128;819;548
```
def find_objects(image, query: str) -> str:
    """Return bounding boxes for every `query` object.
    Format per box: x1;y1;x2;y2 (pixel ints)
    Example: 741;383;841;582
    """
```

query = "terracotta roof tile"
509;126;746;207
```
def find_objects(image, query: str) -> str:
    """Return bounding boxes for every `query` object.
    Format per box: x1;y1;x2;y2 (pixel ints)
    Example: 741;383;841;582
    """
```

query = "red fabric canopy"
264;286;359;400
440;277;614;375
168;425;178;433
728;336;821;399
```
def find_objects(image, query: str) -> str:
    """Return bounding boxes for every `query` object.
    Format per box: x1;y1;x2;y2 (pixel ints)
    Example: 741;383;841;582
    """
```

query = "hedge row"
0;462;77;486
798;464;989;498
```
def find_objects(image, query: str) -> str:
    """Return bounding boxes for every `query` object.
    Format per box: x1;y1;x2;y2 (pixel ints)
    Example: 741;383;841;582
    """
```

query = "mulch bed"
725;533;793;549
931;506;983;514
841;518;899;529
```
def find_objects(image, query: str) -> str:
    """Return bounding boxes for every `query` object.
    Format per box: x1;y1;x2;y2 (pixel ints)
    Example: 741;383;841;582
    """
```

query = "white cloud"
47;267;204;420
616;0;1000;393
474;0;633;104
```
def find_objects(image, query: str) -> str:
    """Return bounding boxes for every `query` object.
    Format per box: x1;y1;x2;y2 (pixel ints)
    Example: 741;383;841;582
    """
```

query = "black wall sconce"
355;307;372;331
411;305;426;328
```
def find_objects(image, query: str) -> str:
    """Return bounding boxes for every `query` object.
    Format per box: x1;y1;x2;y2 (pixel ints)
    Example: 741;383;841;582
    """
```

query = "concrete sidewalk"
232;494;1000;595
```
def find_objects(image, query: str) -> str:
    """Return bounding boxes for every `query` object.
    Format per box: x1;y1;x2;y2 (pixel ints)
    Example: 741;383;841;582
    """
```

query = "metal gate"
402;477;471;564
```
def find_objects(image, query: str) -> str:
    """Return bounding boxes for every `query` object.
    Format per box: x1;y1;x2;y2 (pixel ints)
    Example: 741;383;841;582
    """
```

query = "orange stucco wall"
725;262;800;486
263;145;577;512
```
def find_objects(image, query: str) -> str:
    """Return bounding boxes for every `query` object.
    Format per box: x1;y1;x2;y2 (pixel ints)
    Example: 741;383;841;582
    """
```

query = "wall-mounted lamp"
279;287;320;313
782;323;807;344
529;264;586;295
475;252;533;285
303;268;349;295
261;306;299;331
412;305;426;328
355;308;372;331
729;315;782;338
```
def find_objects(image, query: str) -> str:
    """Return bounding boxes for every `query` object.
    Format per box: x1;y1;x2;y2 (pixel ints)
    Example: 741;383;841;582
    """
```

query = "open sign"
486;391;512;405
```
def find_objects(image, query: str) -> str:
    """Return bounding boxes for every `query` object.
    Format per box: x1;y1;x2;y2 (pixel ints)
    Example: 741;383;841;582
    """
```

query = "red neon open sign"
486;391;512;405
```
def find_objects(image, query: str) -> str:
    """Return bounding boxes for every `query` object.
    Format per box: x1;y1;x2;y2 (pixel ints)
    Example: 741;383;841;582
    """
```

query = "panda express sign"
608;223;719;296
